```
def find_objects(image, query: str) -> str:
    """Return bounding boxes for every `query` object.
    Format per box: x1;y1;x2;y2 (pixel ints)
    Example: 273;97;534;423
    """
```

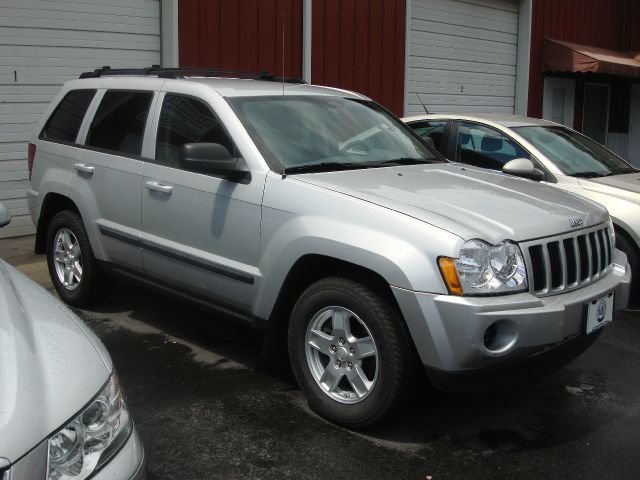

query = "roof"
401;113;558;128
76;66;367;99
542;39;640;78
182;77;367;98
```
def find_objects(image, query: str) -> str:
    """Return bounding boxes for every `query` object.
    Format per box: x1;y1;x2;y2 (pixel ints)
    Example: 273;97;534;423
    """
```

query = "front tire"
616;233;640;308
288;277;415;428
46;210;105;307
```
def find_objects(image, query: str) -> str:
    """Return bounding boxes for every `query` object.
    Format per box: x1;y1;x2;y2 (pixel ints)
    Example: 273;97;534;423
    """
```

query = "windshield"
512;125;635;178
228;95;441;172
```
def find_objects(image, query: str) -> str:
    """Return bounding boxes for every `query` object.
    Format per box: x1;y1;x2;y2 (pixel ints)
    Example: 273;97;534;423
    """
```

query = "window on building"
156;94;235;169
40;90;96;143
86;91;154;156
457;122;530;170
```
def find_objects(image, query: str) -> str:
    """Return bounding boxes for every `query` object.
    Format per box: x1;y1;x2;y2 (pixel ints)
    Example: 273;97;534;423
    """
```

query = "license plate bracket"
585;292;614;335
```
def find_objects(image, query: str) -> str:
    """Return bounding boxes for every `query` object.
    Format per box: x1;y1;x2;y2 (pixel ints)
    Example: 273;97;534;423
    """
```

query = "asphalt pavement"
2;235;639;480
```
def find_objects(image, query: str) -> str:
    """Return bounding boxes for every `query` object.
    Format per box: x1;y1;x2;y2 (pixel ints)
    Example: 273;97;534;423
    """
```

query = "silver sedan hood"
296;163;608;244
0;260;111;463
579;172;640;205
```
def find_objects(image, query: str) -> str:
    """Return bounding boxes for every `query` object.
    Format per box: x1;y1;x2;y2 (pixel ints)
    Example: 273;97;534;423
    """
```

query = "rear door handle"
73;163;94;175
145;181;173;194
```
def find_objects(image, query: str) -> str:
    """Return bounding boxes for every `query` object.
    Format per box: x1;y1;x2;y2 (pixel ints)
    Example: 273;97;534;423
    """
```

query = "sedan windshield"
228;95;441;173
512;125;635;178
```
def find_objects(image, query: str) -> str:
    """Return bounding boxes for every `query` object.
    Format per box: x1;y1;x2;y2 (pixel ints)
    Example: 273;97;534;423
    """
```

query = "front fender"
254;180;462;320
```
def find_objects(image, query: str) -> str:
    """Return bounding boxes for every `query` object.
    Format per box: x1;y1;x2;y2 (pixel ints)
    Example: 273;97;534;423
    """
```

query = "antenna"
281;14;286;97
417;93;429;114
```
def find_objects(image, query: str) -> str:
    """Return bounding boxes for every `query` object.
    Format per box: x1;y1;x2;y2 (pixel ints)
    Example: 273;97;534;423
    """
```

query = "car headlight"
438;239;527;295
48;374;132;480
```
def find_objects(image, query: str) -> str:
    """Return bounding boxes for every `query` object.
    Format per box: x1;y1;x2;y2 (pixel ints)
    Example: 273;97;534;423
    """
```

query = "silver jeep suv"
28;67;631;428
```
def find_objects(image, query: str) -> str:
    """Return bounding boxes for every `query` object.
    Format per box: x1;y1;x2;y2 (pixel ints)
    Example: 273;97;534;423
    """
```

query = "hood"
0;261;111;463
579;172;640;205
295;163;608;244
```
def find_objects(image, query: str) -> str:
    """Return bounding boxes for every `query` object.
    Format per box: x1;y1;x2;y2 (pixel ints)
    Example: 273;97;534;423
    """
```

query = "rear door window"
86;90;154;156
41;90;96;143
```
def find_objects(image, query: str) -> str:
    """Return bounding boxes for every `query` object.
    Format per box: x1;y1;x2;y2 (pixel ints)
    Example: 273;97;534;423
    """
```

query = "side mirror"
0;202;11;228
180;143;248;180
502;158;545;181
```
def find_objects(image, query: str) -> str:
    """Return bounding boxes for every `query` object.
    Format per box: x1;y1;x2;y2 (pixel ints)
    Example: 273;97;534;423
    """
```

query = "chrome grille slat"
541;243;551;293
523;225;613;297
572;236;581;285
558;239;567;289
585;233;593;281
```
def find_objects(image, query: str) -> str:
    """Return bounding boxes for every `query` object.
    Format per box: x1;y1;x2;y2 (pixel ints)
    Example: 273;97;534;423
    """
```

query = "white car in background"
403;113;640;306
0;203;145;479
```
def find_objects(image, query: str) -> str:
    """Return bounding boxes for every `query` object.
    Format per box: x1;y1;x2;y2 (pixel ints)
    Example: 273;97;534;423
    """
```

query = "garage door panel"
410;71;515;88
411;32;517;62
1;0;160;237
411;2;517;33
2;0;159;18
411;18;517;44
407;0;518;116
410;79;516;97
1;46;160;62
409;56;515;75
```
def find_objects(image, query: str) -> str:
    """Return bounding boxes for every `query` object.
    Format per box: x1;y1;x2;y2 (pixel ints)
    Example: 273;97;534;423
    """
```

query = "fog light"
483;320;517;353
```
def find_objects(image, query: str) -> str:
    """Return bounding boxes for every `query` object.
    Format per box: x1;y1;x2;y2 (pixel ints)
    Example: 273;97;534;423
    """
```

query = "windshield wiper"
368;157;435;166
570;171;605;178
602;167;637;176
283;161;369;174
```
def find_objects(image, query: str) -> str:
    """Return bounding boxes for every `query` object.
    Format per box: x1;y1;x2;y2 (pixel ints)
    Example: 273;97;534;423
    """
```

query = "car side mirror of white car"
0;202;11;227
502;158;545;181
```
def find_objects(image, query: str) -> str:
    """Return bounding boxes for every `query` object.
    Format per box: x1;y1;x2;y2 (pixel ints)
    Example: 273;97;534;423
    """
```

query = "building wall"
0;0;160;238
178;0;303;77
311;0;405;116
528;0;640;119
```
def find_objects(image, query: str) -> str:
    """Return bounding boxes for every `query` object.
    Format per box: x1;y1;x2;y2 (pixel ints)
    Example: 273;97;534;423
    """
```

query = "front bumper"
8;423;145;480
392;250;631;383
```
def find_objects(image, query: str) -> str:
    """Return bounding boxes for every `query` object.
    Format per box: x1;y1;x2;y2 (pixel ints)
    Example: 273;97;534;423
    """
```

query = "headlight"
48;374;132;480
439;239;527;295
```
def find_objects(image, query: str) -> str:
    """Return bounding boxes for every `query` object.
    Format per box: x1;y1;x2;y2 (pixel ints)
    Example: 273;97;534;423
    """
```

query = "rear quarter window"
86;90;154;156
40;90;96;143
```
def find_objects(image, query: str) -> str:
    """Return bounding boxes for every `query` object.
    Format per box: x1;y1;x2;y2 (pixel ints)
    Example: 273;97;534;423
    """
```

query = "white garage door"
406;0;519;115
0;0;160;238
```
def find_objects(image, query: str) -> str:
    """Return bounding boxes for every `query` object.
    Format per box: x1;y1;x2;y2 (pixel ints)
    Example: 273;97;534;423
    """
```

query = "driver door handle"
73;163;94;175
145;181;173;195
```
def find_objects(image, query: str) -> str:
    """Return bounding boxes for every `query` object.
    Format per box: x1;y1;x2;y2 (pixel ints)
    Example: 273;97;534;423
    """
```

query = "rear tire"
46;210;105;307
288;276;415;428
616;233;640;308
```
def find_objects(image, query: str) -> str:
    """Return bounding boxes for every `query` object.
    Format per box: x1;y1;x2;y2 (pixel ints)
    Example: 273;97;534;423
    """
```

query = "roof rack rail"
79;65;306;84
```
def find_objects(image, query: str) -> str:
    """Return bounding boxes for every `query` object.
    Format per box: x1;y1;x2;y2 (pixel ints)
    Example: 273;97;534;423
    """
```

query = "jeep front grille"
522;225;613;296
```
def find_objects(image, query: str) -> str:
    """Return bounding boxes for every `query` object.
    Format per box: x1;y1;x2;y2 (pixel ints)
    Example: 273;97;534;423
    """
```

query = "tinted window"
512;125;634;177
156;94;234;168
86;91;153;155
407;120;447;150
229;96;439;171
41;90;96;143
457;122;530;170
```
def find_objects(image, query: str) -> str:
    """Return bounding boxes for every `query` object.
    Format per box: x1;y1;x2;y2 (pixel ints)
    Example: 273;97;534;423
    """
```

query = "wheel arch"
261;254;406;360
35;193;81;253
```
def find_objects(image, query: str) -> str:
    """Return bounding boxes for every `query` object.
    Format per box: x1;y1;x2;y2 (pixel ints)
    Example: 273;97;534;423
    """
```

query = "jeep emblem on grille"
570;218;583;228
